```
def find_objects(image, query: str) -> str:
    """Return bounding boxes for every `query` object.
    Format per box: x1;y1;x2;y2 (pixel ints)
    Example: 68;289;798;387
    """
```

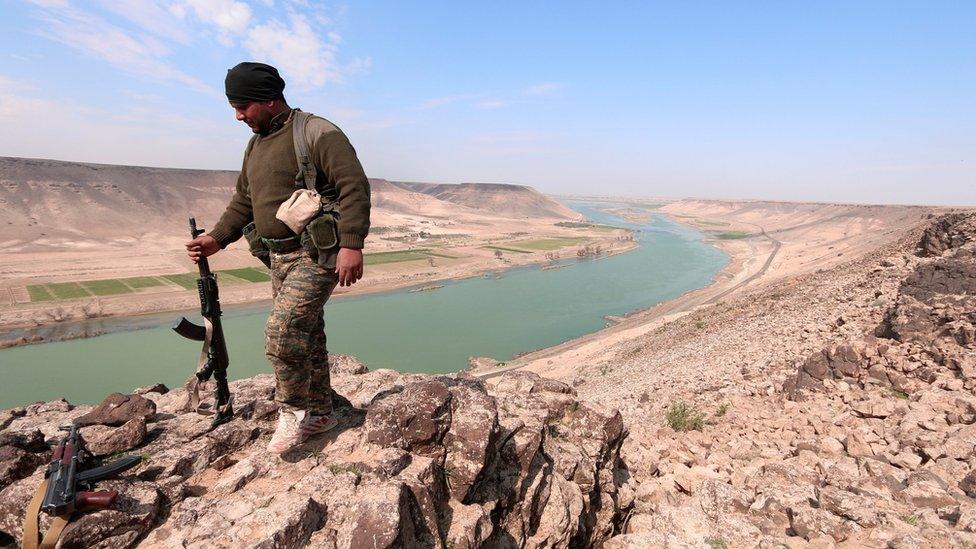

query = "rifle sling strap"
185;317;214;414
23;479;71;549
292;110;317;193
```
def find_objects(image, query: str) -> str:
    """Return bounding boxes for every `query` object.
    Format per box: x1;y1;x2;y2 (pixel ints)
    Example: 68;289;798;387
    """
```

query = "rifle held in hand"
173;217;233;429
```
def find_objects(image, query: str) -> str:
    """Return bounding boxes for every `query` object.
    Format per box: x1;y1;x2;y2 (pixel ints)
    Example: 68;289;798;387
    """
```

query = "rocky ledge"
0;364;627;548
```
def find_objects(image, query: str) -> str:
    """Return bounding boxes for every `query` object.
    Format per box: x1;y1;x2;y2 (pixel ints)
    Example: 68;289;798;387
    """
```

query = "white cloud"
96;0;193;44
26;0;362;97
27;0;69;7
475;100;510;110
26;1;214;94
0;76;54;118
524;83;563;96
246;14;342;89
180;0;252;37
0;75;103;121
422;83;563;112
420;92;488;110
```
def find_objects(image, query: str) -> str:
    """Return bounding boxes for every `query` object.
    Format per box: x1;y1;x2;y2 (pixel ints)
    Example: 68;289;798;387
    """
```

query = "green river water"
0;202;727;408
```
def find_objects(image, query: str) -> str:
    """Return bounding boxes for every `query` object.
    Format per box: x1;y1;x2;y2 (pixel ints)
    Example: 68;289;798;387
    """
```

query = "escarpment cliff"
0;362;627;548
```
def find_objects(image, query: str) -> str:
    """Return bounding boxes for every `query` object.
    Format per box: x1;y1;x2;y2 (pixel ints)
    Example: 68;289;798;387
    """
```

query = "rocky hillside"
369;178;484;218
0;157;240;242
392;181;579;220
580;212;976;547
0;364;626;548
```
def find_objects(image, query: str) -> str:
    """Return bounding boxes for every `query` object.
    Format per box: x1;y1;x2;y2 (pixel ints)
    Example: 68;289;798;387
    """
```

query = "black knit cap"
225;62;286;103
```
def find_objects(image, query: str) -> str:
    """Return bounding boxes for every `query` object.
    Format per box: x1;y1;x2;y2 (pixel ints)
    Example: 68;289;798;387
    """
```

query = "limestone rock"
74;393;156;427
81;416;147;456
0;429;48;490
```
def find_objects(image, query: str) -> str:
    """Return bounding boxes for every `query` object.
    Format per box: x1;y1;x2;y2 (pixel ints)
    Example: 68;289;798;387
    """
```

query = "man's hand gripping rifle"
23;424;141;549
173;217;233;429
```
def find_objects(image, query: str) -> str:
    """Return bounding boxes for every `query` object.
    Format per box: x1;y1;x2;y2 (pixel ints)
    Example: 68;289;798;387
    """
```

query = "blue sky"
1;1;974;205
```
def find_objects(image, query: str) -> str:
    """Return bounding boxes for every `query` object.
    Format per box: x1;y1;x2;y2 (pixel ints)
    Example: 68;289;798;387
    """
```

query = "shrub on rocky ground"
665;401;705;432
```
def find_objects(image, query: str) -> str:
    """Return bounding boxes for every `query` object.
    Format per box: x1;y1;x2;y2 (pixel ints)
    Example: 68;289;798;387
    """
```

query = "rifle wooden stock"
77;490;117;510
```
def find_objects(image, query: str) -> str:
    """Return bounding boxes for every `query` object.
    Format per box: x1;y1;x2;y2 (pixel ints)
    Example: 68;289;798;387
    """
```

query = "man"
186;62;370;454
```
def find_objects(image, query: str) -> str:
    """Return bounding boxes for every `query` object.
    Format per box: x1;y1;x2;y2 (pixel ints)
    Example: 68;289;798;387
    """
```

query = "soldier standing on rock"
186;62;371;454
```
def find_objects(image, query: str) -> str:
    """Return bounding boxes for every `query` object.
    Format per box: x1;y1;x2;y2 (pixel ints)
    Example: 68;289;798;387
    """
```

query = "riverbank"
0;232;638;347
476;218;765;378
477;200;941;380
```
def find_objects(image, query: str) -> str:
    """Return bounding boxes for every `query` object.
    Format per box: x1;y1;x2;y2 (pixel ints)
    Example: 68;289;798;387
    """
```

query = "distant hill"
0;157;575;245
391;181;580;219
0;156;238;241
369;178;483;218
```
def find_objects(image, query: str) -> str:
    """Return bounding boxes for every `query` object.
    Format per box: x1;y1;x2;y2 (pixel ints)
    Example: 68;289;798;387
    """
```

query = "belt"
260;235;302;253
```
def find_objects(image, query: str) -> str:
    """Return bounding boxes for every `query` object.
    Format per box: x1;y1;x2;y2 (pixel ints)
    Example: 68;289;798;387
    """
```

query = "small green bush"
666;401;705;432
704;539;728;549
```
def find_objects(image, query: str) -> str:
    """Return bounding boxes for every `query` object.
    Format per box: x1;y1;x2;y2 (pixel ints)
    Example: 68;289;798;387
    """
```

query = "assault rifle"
24;425;141;548
173;217;234;429
41;424;141;514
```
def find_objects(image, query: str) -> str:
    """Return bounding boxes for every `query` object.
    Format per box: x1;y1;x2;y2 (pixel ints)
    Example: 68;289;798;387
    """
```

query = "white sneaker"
267;408;301;454
267;408;337;454
299;412;338;439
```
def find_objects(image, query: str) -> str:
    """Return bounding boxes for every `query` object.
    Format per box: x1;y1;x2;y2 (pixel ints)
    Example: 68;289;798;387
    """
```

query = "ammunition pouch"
242;222;271;269
303;210;340;268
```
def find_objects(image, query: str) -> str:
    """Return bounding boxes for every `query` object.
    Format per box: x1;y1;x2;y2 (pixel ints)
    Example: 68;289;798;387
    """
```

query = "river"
0;202;726;408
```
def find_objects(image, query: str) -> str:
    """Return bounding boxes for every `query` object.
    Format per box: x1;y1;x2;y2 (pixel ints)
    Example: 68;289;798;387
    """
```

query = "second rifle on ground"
23;424;141;549
173;217;233;429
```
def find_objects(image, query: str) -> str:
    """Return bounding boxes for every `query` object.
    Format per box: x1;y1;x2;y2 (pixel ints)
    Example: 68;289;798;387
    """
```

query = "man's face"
230;101;275;134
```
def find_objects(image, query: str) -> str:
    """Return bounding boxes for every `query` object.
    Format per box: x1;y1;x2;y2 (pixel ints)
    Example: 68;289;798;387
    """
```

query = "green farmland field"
24;269;273;304
120;276;165;289
161;273;199;290
484;245;532;254
510;237;590;251
364;250;431;265
46;282;91;300
81;279;133;296
425;251;459;259
714;231;752;240
554;221;621;232
218;267;271;283
26;285;56;302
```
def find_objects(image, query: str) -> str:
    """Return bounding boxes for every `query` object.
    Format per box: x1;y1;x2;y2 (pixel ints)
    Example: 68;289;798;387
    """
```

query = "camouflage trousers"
266;248;339;415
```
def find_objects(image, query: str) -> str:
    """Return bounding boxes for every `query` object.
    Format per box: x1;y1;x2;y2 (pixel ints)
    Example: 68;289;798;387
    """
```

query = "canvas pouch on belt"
276;189;321;234
243;222;271;268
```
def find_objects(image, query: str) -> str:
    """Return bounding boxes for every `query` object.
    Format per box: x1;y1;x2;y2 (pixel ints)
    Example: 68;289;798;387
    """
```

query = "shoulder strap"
292;110;317;192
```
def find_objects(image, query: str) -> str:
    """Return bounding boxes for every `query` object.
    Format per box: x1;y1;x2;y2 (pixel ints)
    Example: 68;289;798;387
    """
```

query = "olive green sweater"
209;111;371;249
